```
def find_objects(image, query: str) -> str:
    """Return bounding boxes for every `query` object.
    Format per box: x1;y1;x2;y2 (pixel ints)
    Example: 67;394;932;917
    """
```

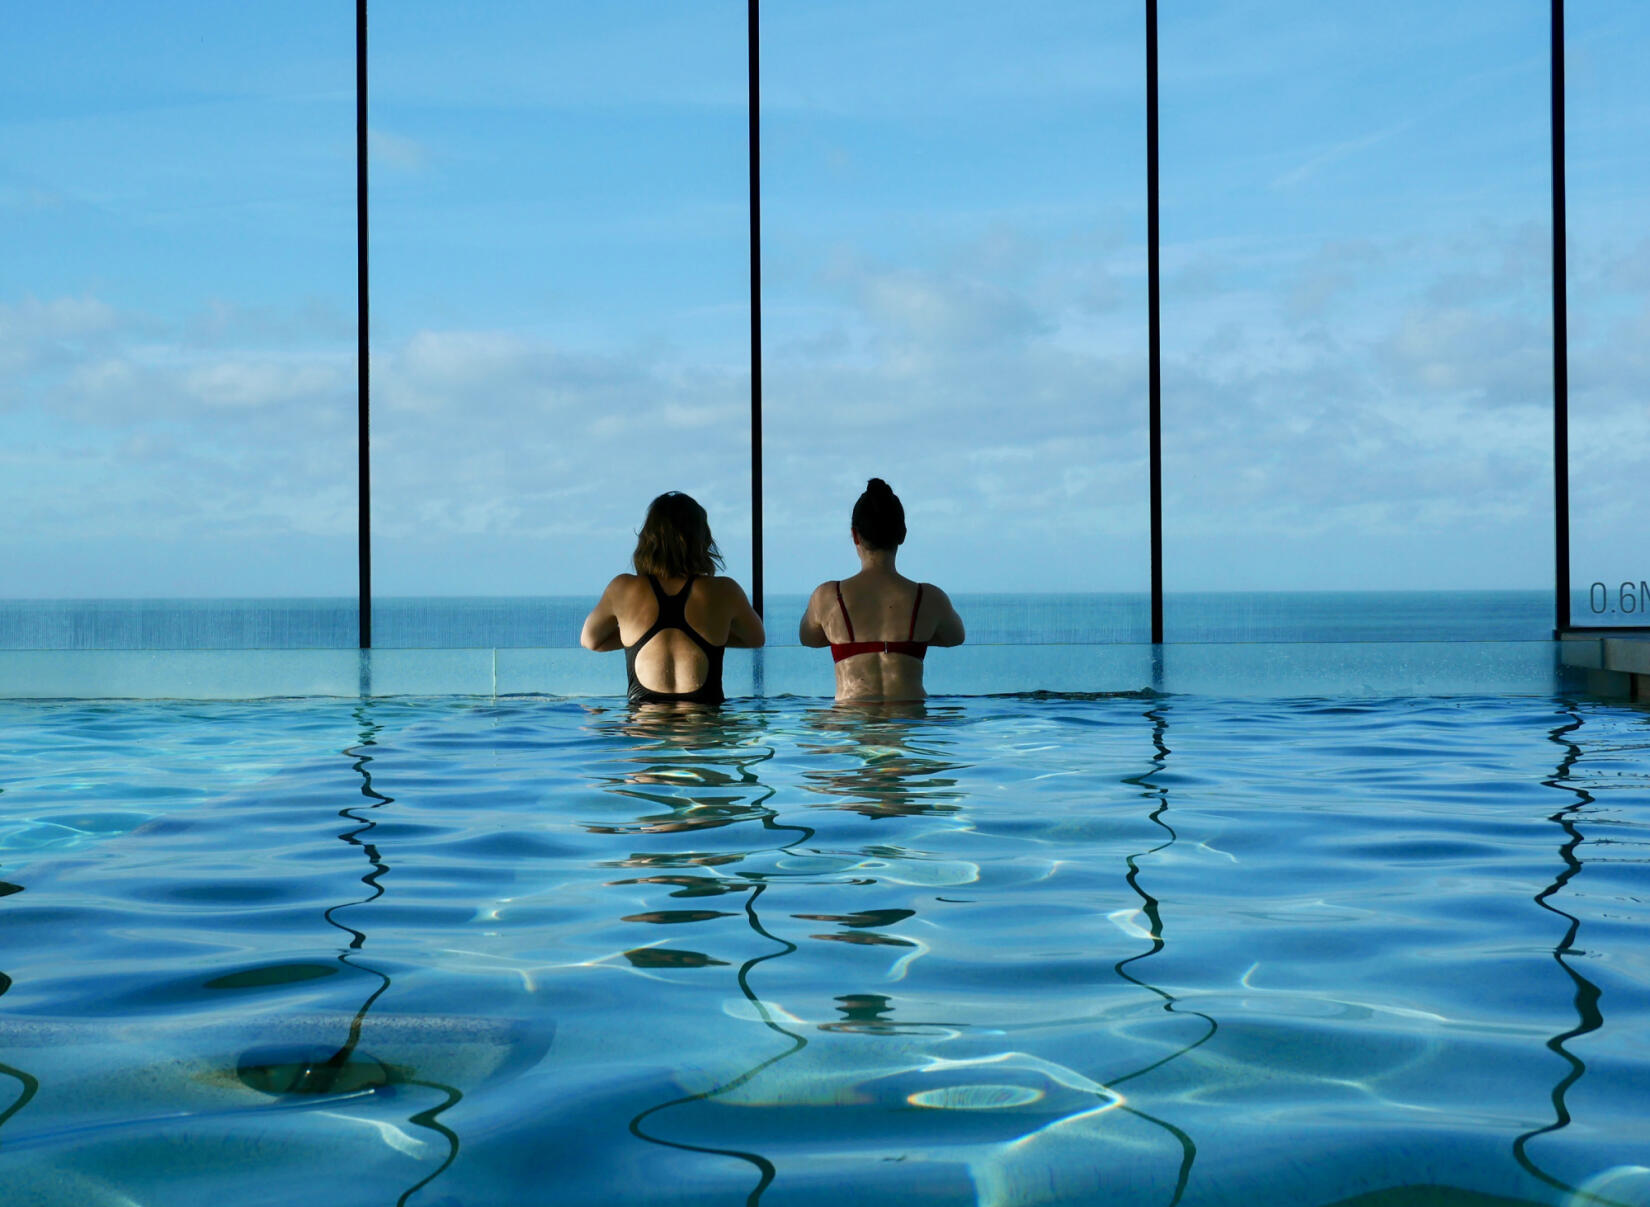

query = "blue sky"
1;1;1644;599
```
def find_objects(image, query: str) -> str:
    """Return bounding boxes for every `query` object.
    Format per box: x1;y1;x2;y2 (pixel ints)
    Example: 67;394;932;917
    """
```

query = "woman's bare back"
801;568;964;702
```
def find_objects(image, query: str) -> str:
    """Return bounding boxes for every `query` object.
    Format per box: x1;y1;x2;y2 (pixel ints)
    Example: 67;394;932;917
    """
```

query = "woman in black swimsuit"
799;478;965;702
581;492;765;705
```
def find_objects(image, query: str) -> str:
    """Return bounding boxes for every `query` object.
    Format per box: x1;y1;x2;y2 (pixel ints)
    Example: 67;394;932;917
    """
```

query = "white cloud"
0;295;122;379
367;128;428;172
0;184;67;212
821;253;1049;354
1;199;1642;594
182;360;346;409
1381;306;1550;402
1270;119;1414;191
759;216;1627;588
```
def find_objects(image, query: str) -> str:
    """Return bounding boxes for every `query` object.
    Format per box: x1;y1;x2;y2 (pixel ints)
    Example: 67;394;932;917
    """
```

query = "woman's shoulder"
916;581;958;613
696;573;751;602
602;572;651;601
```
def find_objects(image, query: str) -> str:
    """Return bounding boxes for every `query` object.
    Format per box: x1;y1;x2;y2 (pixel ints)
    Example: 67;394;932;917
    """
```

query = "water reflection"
1107;703;1213;1206
0;1058;35;1134
622;947;729;970
237;706;394;1092
627;878;808;1207
0;768;31;1140
796;908;917;948
1511;704;1607;1198
590;702;785;970
0;764;34;1141
797;702;966;819
584;703;811;1204
0;914;36;1136
595;701;1223;1203
585;704;778;836
817;993;959;1036
233;705;462;1207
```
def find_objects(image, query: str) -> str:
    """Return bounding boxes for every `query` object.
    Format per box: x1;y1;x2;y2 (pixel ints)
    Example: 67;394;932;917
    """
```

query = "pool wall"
0;641;1605;700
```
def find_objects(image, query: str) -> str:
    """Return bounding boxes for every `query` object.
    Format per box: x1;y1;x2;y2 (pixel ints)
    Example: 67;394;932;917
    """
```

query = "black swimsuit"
624;575;726;706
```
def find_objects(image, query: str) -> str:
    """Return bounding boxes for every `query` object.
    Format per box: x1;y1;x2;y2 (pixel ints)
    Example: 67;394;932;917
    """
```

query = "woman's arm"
926;585;966;647
798;583;831;647
580;577;625;651
724;581;766;648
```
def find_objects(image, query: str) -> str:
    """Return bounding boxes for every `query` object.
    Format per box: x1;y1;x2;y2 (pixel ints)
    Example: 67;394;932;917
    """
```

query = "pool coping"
1558;632;1650;702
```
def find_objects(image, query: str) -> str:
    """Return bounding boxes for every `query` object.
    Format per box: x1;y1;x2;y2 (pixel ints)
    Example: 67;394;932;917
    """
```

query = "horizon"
0;586;1566;603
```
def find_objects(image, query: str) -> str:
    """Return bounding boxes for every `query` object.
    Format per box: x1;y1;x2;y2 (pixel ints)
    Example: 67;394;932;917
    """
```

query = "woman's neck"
857;546;898;573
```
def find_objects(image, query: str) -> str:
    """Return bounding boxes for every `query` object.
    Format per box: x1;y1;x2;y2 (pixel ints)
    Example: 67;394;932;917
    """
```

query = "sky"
1;0;1645;600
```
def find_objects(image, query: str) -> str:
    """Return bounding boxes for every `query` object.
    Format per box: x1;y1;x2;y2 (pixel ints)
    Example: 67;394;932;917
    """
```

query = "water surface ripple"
0;695;1646;1207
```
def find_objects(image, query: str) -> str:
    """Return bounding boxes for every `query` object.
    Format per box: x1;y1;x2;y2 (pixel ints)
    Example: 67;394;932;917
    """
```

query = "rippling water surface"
1;694;1647;1207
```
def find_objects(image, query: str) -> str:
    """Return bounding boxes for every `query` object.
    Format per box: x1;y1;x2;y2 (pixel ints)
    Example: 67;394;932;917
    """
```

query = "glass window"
1160;1;1554;641
762;1;1151;645
1566;0;1650;629
0;2;358;648
369;2;751;647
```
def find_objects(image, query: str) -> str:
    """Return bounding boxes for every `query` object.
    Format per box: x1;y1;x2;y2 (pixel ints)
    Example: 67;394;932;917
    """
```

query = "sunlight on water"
0;693;1644;1206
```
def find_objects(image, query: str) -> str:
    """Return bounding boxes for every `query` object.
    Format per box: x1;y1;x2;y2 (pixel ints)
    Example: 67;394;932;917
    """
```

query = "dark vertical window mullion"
747;0;764;617
356;0;373;648
1146;0;1163;644
1550;0;1570;634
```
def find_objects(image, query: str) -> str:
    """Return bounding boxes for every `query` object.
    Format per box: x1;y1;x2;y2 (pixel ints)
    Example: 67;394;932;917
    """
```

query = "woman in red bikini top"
799;478;965;702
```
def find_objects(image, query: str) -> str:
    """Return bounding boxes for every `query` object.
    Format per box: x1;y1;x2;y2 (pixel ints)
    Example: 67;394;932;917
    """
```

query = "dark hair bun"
852;477;906;551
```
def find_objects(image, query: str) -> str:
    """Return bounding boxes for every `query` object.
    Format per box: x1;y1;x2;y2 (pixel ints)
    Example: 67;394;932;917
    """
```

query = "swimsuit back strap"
656;573;696;606
908;584;924;640
834;581;856;641
629;576;670;648
636;574;702;649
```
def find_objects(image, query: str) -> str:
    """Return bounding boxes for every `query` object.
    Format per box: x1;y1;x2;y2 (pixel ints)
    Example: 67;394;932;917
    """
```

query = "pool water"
0;694;1646;1207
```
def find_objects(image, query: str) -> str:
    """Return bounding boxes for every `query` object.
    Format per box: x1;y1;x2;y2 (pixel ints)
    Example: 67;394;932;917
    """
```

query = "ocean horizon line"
0;587;1556;603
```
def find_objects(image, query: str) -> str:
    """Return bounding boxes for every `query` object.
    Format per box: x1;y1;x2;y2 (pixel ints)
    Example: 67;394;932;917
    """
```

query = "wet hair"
851;478;906;551
633;492;724;579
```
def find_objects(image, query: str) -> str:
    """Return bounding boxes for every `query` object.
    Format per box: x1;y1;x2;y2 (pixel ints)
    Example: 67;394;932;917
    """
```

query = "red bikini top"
830;582;927;663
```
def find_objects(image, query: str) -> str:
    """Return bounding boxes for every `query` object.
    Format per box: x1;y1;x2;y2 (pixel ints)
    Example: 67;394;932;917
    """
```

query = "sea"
0;590;1613;650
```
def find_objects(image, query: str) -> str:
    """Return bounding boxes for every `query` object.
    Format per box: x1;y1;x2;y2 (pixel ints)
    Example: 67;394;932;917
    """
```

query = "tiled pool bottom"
1;695;1647;1207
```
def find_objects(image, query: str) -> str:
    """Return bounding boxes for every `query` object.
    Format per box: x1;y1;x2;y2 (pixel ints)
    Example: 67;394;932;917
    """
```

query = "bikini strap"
908;584;924;640
833;581;856;641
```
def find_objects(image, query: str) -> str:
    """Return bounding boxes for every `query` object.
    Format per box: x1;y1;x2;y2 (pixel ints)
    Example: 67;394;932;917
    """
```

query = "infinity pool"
1;694;1646;1207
